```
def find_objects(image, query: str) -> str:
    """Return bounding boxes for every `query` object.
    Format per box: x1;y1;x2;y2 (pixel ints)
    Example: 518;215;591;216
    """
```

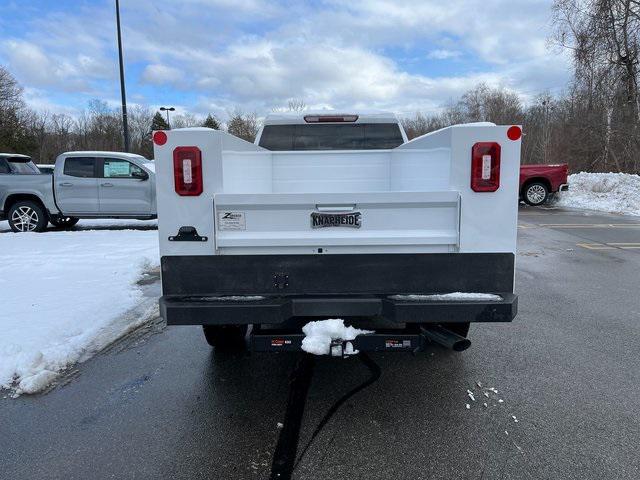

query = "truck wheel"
8;201;48;232
523;182;549;206
49;216;80;229
202;325;248;350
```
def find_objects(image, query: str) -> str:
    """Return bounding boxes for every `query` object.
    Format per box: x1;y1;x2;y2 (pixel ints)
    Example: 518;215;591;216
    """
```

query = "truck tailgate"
214;191;459;254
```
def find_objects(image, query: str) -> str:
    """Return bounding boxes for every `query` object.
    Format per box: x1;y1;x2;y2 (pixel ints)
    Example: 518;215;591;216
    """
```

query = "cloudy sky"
0;0;571;119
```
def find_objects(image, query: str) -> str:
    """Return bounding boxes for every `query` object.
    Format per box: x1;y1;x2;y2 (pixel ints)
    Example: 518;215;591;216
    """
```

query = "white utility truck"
153;112;520;354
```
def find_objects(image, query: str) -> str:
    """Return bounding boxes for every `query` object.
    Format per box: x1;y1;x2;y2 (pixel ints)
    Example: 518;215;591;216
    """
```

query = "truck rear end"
153;113;520;355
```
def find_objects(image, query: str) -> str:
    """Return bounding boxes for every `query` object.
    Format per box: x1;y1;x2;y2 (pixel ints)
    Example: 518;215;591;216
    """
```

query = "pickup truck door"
55;157;100;214
98;158;152;215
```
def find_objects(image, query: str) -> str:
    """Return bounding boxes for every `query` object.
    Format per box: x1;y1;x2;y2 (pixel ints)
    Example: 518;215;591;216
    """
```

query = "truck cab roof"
0;153;32;160
59;151;148;160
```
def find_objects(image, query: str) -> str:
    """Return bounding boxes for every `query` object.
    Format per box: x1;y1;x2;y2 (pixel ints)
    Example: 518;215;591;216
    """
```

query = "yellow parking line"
576;243;616;250
608;243;640;249
541;223;640;228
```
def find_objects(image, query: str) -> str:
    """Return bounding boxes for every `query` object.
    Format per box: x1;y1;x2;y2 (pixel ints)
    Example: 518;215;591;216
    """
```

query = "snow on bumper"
159;252;517;326
160;292;518;326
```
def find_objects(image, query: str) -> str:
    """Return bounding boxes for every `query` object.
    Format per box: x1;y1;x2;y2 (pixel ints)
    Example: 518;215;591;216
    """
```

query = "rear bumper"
159;253;517;326
160;293;517;326
559;183;569;192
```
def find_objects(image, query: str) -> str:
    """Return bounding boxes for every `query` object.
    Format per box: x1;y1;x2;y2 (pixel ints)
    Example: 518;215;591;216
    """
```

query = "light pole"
160;107;175;128
115;0;129;152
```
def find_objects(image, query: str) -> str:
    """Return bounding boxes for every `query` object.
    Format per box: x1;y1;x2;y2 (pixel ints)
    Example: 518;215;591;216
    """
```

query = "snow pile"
390;292;502;302
301;319;372;356
555;172;640;216
0;228;159;394
0;218;157;232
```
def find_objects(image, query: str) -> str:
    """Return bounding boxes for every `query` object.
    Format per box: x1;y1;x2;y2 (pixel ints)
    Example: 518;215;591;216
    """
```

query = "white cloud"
427;49;462;60
141;64;185;86
2;40;86;91
0;0;572;117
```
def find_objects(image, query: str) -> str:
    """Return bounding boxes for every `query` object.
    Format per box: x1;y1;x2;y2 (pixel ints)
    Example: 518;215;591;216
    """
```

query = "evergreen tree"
202;114;220;130
151;111;170;130
227;111;258;142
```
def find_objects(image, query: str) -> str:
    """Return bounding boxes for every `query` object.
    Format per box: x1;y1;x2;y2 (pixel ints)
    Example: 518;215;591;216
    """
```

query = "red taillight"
173;146;203;196
471;142;501;192
153;131;167;145
304;115;358;123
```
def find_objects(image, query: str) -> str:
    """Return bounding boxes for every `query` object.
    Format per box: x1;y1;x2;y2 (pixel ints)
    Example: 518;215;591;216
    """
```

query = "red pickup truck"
520;164;569;206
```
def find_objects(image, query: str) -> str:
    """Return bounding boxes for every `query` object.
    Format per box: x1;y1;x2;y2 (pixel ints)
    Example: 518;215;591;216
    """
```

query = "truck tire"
523;182;549;206
49;216;80;229
8;200;49;232
202;325;248;350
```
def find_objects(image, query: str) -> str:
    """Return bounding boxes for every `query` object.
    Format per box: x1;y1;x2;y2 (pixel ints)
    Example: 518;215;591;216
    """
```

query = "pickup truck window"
0;159;9;174
5;158;40;174
103;159;144;178
259;123;404;151
64;157;97;178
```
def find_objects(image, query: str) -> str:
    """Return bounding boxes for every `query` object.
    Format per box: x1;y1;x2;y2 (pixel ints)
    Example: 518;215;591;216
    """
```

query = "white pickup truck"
154;112;520;354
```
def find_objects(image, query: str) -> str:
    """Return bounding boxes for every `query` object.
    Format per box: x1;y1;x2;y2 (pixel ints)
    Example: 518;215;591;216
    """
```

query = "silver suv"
0;151;156;232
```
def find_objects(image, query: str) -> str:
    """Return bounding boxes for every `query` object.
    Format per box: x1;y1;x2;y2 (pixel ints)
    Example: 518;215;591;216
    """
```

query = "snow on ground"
389;293;502;302
301;319;372;355
0;227;159;394
555;172;640;216
0;218;157;233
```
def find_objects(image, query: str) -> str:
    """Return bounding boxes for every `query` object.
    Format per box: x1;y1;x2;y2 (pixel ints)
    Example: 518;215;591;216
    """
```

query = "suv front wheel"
8;200;48;232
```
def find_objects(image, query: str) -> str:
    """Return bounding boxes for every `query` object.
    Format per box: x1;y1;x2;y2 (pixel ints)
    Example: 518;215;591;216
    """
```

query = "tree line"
1;0;638;172
0;68;259;163
401;0;640;173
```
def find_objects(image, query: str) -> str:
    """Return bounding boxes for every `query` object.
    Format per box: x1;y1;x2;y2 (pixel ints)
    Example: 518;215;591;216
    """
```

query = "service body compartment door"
214;191;459;255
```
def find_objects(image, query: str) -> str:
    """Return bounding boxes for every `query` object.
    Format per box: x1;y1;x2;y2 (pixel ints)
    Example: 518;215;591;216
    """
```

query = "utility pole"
115;0;130;152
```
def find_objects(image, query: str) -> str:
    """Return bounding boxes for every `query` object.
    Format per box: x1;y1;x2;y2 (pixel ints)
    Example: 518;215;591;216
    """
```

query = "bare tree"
171;113;201;129
226;110;259;142
0;66;23;109
552;0;640;172
401;112;445;139
287;99;306;112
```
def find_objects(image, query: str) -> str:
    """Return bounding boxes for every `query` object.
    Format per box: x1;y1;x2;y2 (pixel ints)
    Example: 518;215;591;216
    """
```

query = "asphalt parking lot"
2;205;640;480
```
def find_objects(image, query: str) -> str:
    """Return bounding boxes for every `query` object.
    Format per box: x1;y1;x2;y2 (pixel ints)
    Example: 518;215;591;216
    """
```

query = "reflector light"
481;154;492;180
173;146;202;196
304;115;358;123
471;142;501;192
153;131;167;145
507;125;522;141
182;159;193;184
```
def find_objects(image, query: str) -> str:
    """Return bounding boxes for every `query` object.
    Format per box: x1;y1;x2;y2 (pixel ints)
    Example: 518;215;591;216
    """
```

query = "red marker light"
471;142;501;192
173;146;203;196
507;126;522;141
153;131;168;145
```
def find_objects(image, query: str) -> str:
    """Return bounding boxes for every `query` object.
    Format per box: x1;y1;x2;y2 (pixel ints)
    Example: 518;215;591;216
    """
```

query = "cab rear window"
259;123;404;151
64;157;96;178
4;157;40;174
